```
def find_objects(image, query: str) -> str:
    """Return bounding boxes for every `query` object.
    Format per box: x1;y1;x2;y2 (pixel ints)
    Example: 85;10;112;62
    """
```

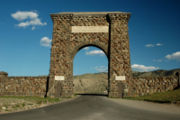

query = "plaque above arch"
71;26;109;33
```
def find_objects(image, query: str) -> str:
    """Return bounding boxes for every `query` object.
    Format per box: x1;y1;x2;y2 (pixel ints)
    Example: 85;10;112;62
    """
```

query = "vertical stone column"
0;72;8;96
108;13;132;97
48;14;73;97
175;72;180;88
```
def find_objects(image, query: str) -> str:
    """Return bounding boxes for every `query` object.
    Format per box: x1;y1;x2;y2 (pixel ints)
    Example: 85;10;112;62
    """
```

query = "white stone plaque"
55;76;65;81
72;26;109;33
115;76;126;81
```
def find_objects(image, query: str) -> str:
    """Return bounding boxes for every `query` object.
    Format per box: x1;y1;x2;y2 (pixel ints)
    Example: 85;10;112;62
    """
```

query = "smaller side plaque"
115;76;126;81
55;76;65;81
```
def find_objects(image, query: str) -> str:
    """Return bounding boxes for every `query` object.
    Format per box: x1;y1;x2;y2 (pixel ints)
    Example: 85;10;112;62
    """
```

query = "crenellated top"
51;12;131;23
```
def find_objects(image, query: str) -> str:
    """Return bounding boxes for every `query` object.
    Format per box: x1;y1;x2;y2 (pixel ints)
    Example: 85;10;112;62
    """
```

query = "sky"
0;0;180;76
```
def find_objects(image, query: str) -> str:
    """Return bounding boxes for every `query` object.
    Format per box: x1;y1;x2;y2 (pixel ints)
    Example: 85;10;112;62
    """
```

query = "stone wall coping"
51;11;130;16
50;12;131;21
133;76;177;79
51;12;131;23
8;76;48;78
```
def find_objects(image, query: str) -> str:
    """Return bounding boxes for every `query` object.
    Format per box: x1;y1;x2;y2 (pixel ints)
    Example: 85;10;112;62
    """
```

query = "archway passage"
73;46;108;96
48;12;132;98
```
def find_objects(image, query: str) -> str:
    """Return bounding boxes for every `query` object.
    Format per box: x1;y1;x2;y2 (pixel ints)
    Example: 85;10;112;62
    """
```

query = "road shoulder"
107;97;180;115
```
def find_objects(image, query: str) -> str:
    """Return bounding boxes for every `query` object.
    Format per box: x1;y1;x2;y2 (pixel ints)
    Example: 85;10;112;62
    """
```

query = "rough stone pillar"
0;72;8;96
108;13;132;97
48;14;74;97
175;72;180;88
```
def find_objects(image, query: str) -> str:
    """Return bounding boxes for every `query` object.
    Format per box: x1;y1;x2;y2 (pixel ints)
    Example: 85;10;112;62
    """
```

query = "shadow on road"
75;93;108;96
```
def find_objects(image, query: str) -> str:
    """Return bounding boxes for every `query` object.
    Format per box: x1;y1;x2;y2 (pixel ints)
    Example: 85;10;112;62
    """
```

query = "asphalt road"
0;95;180;120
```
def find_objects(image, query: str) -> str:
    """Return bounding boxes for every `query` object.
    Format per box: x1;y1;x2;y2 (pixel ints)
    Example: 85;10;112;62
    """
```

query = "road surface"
0;95;180;120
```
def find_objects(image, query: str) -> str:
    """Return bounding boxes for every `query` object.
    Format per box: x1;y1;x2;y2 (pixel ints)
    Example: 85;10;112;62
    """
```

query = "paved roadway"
0;95;180;120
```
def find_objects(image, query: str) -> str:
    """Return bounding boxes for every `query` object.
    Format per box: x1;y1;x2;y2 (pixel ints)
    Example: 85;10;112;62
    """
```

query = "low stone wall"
0;71;179;98
0;72;48;97
128;76;178;97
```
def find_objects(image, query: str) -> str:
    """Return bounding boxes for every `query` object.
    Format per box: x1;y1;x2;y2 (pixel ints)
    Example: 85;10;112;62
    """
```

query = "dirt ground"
0;97;74;114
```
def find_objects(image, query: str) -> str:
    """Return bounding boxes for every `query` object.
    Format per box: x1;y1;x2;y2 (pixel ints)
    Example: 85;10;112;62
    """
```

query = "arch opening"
73;45;109;96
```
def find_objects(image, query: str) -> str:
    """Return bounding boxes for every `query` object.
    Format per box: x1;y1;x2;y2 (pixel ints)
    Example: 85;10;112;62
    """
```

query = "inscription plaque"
115;76;126;81
72;26;108;33
55;76;65;81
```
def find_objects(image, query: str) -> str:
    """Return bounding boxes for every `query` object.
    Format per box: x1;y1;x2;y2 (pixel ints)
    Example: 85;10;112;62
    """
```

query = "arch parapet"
51;12;131;22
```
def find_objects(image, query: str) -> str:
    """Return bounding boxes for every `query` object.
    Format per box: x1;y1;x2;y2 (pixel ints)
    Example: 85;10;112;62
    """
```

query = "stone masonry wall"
0;72;47;97
128;76;178;97
0;71;179;98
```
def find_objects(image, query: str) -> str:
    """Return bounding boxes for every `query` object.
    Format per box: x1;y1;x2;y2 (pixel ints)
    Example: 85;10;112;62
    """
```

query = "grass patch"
0;96;61;104
125;88;180;103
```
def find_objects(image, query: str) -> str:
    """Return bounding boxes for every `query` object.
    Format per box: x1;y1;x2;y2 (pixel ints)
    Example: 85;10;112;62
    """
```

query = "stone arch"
71;43;109;61
48;12;132;98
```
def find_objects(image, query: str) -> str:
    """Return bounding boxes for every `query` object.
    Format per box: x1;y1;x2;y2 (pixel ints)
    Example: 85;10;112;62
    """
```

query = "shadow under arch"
76;93;108;97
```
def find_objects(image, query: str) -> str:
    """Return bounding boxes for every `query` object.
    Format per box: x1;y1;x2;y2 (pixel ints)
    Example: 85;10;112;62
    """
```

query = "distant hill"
132;68;180;77
73;72;108;94
73;68;180;94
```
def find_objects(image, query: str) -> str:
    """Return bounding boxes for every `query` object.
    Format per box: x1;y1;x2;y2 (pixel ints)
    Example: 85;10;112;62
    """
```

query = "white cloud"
11;11;47;30
86;50;105;56
156;43;163;46
131;64;159;72
145;43;163;48
94;66;108;72
11;11;38;21
40;37;52;47
83;47;89;50
165;51;180;61
145;44;154;47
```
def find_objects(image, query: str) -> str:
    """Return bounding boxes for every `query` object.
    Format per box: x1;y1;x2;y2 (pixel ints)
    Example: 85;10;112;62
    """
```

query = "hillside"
73;73;108;94
73;68;180;94
132;68;180;77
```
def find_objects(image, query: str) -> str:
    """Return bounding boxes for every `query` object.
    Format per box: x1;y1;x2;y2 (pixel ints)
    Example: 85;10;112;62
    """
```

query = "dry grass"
0;96;61;113
126;88;180;103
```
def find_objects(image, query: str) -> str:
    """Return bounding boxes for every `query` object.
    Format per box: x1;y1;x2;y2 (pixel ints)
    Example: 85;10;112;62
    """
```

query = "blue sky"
0;0;180;76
